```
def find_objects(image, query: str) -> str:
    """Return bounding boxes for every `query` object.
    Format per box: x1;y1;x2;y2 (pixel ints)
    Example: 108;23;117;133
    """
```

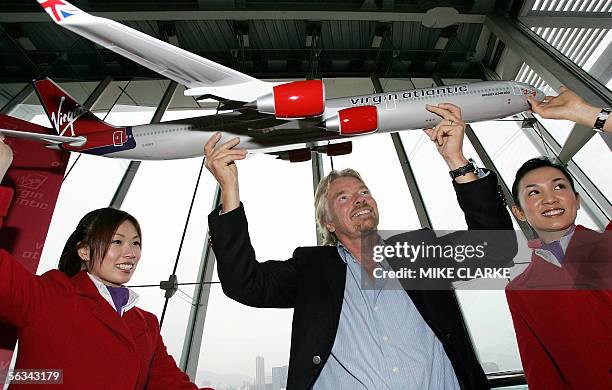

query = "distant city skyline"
255;356;265;390
271;365;288;390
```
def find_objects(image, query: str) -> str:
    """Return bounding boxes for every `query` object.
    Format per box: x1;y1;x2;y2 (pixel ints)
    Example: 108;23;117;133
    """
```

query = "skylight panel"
593;0;607;11
579;0;590;11
574;29;600;65
559;28;579;54
554;28;571;49
566;29;589;60
549;28;563;47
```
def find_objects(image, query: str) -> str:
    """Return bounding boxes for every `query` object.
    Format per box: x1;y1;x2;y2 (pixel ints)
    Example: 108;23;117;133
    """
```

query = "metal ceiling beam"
588;41;612;85
0;83;33;115
0;49;482;83
520;11;612;28
0;11;486;23
83;75;112;109
485;14;612;163
495;46;523;80
0;26;40;76
517;0;536;17
198;0;237;9
473;25;491;61
311;151;325;245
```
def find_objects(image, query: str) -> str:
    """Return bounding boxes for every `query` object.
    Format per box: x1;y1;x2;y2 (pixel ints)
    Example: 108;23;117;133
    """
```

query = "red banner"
0;135;68;375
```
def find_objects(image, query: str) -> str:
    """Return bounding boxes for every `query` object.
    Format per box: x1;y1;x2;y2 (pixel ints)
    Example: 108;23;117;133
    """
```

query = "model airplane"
0;0;545;161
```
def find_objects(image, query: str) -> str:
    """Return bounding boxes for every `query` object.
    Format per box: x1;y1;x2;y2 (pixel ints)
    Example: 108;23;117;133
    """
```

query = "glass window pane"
572;135;612;199
398;128;489;230
456;289;523;373
121;158;212;287
196;153;315;388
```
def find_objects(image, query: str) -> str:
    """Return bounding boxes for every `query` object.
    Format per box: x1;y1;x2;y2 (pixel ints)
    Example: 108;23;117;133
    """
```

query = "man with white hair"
205;103;515;390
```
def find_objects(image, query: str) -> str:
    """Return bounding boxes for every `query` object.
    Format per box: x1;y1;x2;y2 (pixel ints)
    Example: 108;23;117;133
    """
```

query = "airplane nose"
515;82;545;103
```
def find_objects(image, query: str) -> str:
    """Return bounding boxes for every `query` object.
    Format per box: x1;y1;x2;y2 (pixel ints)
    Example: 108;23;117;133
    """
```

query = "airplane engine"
250;80;324;118
325;106;378;135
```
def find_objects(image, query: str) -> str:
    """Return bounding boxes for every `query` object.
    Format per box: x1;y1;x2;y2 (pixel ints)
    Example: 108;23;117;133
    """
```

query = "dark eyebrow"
524;177;567;189
113;233;140;239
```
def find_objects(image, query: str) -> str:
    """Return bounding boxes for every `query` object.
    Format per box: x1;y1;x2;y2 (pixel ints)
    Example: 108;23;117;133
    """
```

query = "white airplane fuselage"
22;1;545;161
104;80;540;160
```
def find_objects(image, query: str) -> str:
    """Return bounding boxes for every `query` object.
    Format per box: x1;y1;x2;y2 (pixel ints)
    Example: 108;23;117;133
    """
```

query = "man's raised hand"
204;132;247;213
424;103;469;170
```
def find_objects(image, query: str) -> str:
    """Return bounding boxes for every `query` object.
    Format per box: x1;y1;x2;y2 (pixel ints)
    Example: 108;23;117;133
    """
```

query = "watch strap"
593;108;611;132
449;159;476;179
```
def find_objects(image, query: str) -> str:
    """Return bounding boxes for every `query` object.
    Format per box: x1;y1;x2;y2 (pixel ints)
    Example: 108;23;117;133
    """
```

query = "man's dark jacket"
208;171;516;390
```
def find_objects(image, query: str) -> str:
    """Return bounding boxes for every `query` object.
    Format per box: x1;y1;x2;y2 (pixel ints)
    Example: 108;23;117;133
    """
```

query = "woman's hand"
528;86;606;131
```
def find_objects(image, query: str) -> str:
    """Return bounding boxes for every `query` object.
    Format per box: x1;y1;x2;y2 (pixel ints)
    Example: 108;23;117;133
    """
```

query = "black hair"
511;156;576;207
58;208;142;277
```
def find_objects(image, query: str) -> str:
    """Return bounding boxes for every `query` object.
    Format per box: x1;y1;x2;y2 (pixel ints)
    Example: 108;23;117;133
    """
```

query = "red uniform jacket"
506;223;612;390
0;187;200;390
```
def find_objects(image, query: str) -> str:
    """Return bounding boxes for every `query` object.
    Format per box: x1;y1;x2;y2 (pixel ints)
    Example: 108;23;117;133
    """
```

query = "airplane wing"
36;0;271;101
0;128;86;147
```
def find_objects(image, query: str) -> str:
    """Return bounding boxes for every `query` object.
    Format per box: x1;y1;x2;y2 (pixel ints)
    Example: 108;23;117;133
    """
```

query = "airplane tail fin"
33;78;116;137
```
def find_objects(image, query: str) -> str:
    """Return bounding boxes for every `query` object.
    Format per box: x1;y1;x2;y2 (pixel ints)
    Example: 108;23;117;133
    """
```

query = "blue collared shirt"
312;243;460;390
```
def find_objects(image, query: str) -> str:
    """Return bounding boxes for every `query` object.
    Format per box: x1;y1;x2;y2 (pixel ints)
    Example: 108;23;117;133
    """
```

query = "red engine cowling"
252;80;325;118
325;106;378;135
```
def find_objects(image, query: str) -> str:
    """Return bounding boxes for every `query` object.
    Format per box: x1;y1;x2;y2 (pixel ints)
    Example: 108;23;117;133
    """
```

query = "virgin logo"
50;96;87;136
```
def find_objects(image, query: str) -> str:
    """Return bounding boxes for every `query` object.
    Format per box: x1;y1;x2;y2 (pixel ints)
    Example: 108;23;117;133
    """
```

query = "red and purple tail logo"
37;0;80;23
33;78;136;156
33;78;116;137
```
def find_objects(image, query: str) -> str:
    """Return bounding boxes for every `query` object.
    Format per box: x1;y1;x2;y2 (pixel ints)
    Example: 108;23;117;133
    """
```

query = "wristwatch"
593;108;610;132
449;158;478;179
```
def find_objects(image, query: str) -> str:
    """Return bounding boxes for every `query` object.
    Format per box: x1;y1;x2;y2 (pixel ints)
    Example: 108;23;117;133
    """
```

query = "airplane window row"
143;127;191;136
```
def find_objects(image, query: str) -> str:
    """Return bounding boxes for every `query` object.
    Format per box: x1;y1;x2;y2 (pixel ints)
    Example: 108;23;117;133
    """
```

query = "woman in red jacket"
0;137;205;389
505;89;611;389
